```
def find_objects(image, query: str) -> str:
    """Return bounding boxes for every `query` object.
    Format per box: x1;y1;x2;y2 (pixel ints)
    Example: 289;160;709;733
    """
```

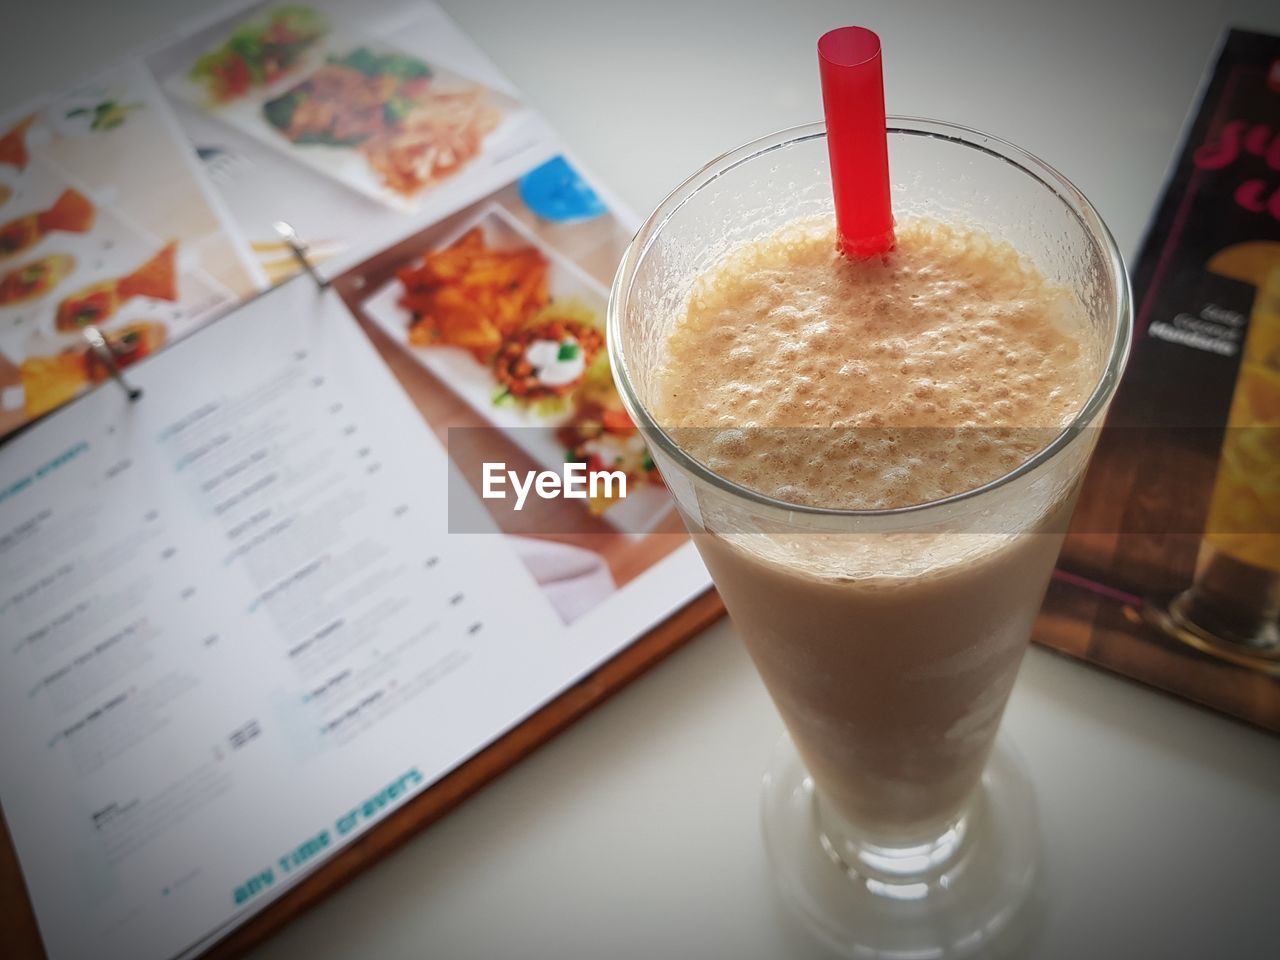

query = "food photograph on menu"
0;64;261;438
144;1;559;284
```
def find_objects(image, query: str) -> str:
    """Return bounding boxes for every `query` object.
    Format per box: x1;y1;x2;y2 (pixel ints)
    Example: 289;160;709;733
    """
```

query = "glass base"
761;732;1041;958
1145;589;1280;678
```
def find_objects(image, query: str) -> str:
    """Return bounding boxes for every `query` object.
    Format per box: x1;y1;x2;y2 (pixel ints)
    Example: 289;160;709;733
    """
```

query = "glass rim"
606;116;1134;520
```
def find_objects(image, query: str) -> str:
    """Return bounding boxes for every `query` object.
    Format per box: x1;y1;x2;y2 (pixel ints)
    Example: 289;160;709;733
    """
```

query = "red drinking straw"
817;27;895;259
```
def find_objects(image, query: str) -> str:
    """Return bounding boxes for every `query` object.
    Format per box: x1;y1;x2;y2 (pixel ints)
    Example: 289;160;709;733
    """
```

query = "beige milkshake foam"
653;216;1095;510
650;215;1099;843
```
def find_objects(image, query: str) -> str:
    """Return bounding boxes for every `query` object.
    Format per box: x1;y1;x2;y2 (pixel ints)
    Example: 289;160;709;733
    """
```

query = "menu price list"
0;280;565;960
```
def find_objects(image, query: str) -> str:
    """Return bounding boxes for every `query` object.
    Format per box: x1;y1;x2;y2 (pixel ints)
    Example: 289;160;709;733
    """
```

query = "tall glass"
608;119;1131;955
1163;265;1280;669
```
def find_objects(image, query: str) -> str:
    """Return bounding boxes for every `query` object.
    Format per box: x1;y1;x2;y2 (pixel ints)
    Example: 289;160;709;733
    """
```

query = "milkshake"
607;119;1130;946
651;216;1096;843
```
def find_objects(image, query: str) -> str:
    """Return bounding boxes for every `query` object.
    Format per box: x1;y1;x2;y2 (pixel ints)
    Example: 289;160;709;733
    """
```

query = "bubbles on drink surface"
653;216;1096;510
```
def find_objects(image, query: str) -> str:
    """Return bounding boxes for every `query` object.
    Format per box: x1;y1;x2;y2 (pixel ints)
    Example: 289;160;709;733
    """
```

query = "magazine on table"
1036;28;1280;732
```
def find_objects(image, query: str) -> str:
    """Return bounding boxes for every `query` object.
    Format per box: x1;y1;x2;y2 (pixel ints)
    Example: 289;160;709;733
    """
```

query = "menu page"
0;279;594;960
0;2;714;956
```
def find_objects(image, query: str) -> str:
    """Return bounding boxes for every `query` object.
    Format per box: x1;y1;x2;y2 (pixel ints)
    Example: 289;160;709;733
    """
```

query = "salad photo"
167;7;518;210
188;5;329;104
262;47;501;197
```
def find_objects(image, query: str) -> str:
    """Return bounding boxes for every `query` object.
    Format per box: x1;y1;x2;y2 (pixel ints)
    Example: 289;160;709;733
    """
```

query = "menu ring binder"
274;221;329;290
82;327;143;401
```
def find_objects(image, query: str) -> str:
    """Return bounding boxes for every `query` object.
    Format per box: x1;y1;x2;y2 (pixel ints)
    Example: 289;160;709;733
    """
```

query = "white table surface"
5;1;1280;958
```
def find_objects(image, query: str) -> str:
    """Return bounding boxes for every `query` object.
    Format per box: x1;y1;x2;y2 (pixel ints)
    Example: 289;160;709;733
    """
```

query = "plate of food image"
0;165;232;430
186;5;330;106
167;17;522;211
362;204;672;533
0;253;77;307
15;320;167;419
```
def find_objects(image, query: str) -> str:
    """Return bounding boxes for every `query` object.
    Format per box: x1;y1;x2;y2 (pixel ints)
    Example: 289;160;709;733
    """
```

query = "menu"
0;280;707;960
0;2;713;958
